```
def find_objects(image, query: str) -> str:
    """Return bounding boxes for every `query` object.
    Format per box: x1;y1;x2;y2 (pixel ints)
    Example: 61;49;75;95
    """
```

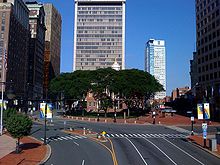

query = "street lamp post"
44;102;47;145
0;82;4;136
191;116;194;135
152;111;156;124
97;112;100;122
113;100;116;123
0;80;15;136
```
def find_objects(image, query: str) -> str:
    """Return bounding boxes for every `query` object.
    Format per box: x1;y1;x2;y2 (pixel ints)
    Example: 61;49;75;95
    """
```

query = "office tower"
43;3;62;98
73;0;126;71
0;0;29;98
145;39;166;99
26;1;46;100
192;0;220;119
190;52;198;96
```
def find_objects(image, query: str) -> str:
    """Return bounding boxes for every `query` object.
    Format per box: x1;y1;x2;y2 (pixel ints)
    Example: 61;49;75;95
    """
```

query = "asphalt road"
31;117;220;165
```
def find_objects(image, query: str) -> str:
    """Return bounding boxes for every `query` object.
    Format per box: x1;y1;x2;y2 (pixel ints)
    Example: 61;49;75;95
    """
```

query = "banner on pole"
204;103;210;120
40;103;53;119
0;100;7;110
197;104;203;120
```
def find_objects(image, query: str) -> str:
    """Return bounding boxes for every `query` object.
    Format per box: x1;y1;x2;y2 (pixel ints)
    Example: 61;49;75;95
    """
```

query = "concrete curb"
38;144;52;165
63;116;151;125
28;136;52;165
187;138;220;159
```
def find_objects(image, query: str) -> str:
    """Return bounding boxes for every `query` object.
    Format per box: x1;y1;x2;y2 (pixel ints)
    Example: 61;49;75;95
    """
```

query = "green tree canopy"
49;68;163;111
6;114;32;139
6;113;33;153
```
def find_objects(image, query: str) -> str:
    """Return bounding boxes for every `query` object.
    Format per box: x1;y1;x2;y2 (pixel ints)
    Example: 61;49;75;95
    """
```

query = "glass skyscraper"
73;0;126;71
145;39;166;99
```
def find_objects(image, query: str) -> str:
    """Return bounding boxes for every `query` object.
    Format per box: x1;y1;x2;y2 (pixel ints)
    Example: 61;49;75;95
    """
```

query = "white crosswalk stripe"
69;136;78;139
105;133;187;139
40;135;87;142
128;134;133;137
119;134;124;137
65;136;74;140
124;134;129;137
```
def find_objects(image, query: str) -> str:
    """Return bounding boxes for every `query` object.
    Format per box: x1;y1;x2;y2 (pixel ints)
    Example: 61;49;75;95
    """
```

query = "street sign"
202;123;207;130
191;117;194;121
203;130;207;139
202;123;208;139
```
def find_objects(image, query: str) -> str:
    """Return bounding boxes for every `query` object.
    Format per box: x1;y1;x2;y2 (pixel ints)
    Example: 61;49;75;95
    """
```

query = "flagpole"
0;46;6;136
0;65;4;135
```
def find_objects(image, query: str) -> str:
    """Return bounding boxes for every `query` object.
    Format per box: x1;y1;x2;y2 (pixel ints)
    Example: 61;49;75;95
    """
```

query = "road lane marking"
115;134;120;137
60;137;69;140
128;134;133;137
111;134;115;137
141;134;147;137
125;138;148;165
70;136;78;139
143;138;177;165
57;137;63;140
124;134;129;137
119;134;124;137
108;138;118;165
75;135;85;139
89;137;117;165
73;141;80;146
132;134;138;137
137;134;142;137
65;136;74;140
82;160;85;165
163;138;205;165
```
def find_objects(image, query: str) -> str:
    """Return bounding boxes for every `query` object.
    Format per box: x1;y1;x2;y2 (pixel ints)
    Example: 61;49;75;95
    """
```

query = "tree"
90;68;116;116
110;69;164;117
49;68;163;117
3;108;17;123
5;113;33;153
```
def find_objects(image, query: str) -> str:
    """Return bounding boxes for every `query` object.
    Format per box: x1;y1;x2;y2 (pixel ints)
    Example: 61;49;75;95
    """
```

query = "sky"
40;0;196;96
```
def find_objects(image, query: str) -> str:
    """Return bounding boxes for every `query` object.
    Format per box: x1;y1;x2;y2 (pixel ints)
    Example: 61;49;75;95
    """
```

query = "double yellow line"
90;137;118;165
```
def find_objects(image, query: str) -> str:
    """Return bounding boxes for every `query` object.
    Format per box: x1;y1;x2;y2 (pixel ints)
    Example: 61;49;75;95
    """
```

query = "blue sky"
40;0;196;96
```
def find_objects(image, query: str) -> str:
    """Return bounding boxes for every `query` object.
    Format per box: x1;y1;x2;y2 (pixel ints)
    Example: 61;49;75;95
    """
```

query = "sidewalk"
64;113;220;126
0;134;49;165
188;135;220;158
0;135;16;159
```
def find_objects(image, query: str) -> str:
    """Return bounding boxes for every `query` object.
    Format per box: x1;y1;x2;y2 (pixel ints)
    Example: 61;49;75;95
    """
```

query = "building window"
1;26;5;31
210;73;213;80
2;12;6;18
2;19;5;25
214;72;218;79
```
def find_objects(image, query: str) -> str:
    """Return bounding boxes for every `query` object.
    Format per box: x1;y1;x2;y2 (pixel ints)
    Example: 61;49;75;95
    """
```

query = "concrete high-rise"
0;0;29;98
73;0;126;71
43;3;62;98
191;0;220;119
26;1;46;100
145;39;166;99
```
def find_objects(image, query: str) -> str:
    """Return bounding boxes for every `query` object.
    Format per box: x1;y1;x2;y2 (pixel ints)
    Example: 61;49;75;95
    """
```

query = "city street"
31;117;220;165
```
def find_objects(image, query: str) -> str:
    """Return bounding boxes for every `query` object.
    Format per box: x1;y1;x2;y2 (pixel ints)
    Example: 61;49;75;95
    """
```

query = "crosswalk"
105;133;187;139
40;135;87;142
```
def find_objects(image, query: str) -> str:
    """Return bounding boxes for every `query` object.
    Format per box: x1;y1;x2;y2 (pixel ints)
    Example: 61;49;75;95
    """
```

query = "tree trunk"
127;108;130;118
104;110;107;118
16;138;20;154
